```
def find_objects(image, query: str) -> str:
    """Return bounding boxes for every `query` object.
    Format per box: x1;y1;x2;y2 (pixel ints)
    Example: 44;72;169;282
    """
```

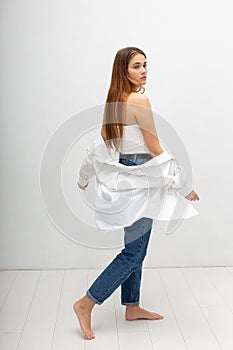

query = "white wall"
1;0;232;269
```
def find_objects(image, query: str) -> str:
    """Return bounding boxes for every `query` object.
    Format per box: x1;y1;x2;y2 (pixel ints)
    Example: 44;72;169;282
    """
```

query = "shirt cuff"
78;176;89;186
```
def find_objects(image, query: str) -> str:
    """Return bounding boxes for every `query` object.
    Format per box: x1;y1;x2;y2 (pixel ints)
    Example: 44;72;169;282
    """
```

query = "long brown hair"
102;47;146;151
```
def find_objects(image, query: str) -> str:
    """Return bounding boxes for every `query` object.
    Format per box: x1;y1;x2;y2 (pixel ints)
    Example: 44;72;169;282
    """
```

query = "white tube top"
119;124;150;154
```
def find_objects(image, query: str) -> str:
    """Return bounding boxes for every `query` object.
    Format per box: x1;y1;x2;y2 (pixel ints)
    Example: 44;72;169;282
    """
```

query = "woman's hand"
78;181;89;191
185;189;199;201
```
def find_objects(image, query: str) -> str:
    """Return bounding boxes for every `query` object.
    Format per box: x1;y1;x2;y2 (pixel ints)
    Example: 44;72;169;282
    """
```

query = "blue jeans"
86;153;153;306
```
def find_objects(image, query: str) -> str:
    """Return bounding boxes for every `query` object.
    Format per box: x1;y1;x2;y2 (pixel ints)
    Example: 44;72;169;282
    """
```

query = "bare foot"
125;305;164;321
73;296;95;340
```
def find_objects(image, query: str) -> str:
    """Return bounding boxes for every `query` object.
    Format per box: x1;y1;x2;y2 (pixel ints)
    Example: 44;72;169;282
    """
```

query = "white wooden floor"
1;267;233;350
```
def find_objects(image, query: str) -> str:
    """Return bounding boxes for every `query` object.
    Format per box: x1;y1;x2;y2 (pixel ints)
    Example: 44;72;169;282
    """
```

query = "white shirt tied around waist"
78;129;199;231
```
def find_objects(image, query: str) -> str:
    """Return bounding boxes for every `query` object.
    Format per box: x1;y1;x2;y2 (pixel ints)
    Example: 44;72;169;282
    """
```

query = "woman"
73;47;199;340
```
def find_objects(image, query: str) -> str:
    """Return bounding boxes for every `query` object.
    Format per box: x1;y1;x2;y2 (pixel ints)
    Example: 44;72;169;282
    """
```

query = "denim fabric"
86;153;153;306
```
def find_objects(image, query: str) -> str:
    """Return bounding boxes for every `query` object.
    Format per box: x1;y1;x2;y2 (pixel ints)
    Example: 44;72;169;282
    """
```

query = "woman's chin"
140;80;147;85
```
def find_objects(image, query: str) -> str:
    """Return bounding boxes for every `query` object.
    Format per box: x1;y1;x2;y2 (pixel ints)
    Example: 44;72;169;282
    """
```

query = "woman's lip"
141;77;147;79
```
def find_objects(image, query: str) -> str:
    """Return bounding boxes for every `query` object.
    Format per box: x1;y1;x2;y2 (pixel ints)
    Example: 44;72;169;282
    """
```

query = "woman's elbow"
149;146;164;157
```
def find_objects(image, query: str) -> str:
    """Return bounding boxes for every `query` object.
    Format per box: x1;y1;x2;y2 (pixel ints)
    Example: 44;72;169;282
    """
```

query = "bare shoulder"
127;92;151;108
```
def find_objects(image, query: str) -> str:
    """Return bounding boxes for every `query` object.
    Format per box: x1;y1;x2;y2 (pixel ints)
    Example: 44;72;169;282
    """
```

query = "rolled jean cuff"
121;301;140;306
86;290;102;305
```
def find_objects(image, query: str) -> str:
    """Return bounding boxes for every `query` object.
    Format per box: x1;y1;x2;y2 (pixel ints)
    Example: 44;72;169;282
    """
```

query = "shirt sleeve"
78;148;95;186
170;159;193;197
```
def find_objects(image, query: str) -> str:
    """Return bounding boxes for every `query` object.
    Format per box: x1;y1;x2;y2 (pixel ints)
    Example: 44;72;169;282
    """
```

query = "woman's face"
127;53;147;85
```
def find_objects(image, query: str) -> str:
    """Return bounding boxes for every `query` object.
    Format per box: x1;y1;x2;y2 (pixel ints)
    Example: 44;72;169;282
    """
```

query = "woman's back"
101;92;163;156
118;93;149;154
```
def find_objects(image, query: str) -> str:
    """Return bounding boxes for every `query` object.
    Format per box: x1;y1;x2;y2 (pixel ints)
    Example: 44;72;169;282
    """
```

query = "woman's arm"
130;94;199;201
130;93;164;157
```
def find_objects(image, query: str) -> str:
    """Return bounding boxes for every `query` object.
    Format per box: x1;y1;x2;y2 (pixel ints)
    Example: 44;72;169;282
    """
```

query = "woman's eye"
133;65;147;69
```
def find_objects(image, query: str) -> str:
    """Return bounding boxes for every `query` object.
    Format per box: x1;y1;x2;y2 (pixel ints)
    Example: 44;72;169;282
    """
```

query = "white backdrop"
1;0;232;269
